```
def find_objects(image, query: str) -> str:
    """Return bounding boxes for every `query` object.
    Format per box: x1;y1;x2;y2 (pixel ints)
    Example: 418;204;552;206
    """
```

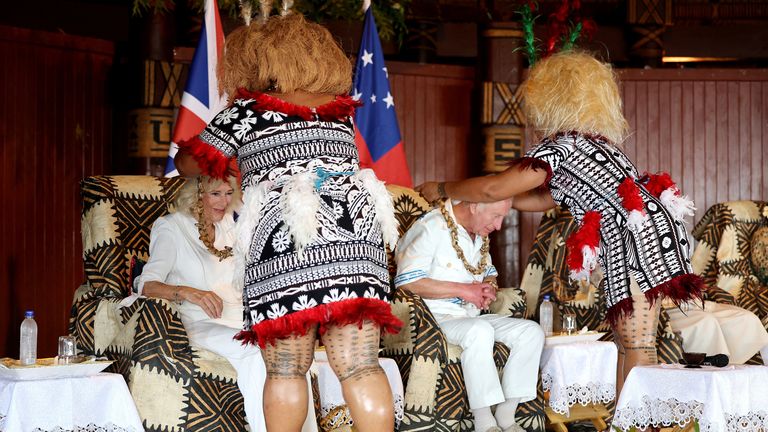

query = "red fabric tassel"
618;177;645;213
606;296;635;327
234;298;403;348
644;273;705;308
235;89;361;122
642;172;677;198
565;210;601;274
509;157;554;189
177;135;231;179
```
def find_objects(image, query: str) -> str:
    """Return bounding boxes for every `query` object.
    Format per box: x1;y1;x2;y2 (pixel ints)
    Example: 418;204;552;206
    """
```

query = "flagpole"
362;0;370;12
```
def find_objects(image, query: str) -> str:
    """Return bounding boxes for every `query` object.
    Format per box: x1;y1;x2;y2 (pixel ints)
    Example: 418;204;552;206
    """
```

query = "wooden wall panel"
520;69;768;274
387;61;476;186
0;26;113;357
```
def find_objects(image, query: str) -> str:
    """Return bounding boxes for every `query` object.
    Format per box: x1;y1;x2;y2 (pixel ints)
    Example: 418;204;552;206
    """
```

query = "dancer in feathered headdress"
175;10;400;432
418;13;702;390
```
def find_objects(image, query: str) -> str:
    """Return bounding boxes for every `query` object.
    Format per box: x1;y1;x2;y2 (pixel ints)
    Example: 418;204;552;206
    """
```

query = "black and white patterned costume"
182;90;401;347
521;132;703;321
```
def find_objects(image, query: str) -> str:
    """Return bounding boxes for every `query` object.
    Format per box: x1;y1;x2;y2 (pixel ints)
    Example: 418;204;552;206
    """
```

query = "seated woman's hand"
180;287;224;319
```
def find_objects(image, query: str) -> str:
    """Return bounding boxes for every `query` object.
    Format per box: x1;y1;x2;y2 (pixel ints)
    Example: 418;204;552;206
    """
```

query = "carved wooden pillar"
627;0;672;67
126;10;180;175
479;22;526;288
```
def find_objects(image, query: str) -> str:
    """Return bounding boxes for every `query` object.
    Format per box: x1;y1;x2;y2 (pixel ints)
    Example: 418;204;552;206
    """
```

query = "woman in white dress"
132;175;316;431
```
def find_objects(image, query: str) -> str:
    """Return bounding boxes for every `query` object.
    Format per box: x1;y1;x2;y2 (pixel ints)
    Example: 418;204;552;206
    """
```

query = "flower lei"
438;201;490;276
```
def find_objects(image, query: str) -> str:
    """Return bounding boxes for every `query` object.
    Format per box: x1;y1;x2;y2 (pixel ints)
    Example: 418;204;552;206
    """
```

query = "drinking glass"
562;313;578;335
57;335;77;364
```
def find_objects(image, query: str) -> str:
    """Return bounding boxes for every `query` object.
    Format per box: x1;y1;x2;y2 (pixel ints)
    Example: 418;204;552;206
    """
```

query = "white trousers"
436;314;545;409
666;301;768;364
184;319;318;432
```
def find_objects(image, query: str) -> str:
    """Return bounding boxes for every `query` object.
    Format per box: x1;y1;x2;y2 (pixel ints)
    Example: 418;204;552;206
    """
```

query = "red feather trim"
644;273;704;308
177;136;231;179
618;177;645;213
565;210;601;271
509;157;554;190
606;296;635;327
233;298;403;348
235;89;361;122
642;172;677;198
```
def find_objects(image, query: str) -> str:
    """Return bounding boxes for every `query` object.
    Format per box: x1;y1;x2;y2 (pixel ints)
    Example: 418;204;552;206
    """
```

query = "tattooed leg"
321;320;394;432
612;293;660;395
262;327;317;432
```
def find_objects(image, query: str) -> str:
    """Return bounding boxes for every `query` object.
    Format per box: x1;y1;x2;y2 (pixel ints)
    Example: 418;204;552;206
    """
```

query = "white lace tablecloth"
540;341;617;416
614;364;768;432
0;373;143;432
310;352;404;430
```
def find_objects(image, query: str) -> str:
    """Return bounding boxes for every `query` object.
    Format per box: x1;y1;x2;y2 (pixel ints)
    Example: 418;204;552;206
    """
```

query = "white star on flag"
361;50;373;67
382;66;389;78
352;88;362;101
383;92;394;108
370;94;377;103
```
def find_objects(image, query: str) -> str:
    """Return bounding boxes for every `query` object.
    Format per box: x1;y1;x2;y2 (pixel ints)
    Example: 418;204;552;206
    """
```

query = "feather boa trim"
234;298;403;348
235;89;362;121
509;157;554;191
353;169;399;250
232;182;273;293
604;274;704;326
177;135;231;179
642;172;695;221
644;273;704;308
618;177;647;231
281;171;321;258
566;211;602;281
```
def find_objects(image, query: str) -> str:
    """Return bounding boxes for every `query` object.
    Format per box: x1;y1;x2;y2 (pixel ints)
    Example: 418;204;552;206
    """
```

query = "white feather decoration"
353;169;399;250
281;171;320;258
232;181;272;292
570;246;598;281
626;209;648;231
660;188;696;221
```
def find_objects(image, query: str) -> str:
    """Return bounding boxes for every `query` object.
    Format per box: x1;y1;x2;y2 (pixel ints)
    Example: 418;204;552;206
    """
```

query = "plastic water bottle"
20;310;38;366
539;295;553;336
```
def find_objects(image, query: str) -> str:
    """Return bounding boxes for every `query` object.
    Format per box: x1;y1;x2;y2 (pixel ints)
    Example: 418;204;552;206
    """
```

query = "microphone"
702;354;729;367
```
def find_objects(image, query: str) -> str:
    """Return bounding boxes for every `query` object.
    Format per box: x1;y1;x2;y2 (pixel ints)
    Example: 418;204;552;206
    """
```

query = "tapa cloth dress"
519;132;703;322
181;90;401;347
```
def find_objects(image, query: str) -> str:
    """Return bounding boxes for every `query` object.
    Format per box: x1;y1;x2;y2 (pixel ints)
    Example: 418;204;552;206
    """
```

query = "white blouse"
129;211;243;329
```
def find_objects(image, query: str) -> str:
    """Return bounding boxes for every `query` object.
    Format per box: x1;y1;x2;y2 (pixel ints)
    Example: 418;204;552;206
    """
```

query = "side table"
0;372;144;432
540;341;617;432
614;364;768;432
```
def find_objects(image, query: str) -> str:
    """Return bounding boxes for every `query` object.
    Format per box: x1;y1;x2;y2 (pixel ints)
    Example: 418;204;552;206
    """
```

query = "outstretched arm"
512;189;556;212
417;164;549;203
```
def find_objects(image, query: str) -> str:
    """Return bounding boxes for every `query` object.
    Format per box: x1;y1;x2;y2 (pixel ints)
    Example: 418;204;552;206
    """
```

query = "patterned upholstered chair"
382;186;546;432
691;200;768;364
69;175;247;432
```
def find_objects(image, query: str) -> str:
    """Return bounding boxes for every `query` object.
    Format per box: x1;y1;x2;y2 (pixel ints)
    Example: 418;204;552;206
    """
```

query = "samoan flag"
352;8;413;187
164;0;227;177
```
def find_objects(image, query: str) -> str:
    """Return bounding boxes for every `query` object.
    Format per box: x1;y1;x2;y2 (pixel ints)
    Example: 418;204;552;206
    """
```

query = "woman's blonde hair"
218;13;352;98
522;51;629;145
174;176;241;220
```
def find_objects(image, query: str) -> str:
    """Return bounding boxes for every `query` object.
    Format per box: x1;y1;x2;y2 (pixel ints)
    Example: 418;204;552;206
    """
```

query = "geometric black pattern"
691;200;768;365
69;175;247;432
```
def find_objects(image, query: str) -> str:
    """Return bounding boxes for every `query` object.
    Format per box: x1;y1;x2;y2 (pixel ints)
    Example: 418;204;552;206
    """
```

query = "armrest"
70;286;195;378
702;286;736;305
382;288;449;361
489;287;528;318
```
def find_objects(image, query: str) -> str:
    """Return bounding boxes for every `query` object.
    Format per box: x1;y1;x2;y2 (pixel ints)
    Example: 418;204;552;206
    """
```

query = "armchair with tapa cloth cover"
69;175;249;432
382;185;547;432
